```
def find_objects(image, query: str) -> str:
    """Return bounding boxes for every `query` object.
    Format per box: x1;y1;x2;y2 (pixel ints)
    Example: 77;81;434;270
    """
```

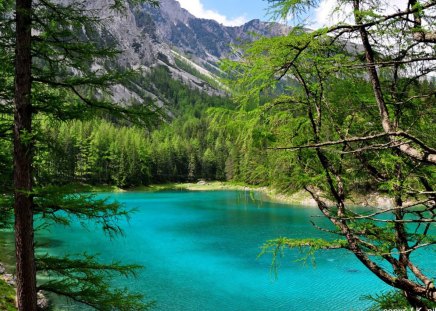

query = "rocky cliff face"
140;0;288;66
81;0;288;103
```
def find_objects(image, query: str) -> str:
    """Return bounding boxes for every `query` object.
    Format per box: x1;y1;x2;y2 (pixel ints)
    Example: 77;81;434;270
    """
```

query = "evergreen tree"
1;0;159;310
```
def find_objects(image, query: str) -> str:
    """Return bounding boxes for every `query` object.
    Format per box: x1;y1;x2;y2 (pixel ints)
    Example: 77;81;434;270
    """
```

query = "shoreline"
107;181;395;208
172;182;395;208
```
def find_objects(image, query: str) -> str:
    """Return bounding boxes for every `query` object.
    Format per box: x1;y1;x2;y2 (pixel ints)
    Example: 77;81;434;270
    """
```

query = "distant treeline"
0;65;279;189
34;117;227;187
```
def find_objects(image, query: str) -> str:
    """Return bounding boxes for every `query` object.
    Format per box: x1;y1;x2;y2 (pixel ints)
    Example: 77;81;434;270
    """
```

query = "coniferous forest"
0;0;435;310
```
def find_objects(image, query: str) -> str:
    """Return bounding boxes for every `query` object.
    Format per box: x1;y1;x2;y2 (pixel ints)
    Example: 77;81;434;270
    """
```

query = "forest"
1;64;306;189
1;0;436;310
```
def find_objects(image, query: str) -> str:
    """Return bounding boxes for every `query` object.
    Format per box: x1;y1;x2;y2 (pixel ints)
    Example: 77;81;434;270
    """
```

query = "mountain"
85;0;289;104
140;0;288;65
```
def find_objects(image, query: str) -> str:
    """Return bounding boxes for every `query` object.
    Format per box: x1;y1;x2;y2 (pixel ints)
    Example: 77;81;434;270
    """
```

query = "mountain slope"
82;0;288;106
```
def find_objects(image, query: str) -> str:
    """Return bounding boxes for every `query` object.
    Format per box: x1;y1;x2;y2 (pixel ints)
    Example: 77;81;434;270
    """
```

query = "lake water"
3;191;435;310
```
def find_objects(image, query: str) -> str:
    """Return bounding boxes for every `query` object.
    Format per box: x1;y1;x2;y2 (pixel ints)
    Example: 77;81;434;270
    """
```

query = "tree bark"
14;0;37;310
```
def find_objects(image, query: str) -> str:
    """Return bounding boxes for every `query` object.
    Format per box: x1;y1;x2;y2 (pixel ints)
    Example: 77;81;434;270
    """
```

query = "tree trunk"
14;0;37;310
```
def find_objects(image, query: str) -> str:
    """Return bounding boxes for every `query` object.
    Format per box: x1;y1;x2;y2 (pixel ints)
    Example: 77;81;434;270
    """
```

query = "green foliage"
220;0;436;305
0;279;15;311
1;0;434;307
37;254;154;311
0;135;12;192
17;64;235;187
1;0;161;309
363;290;411;310
363;290;436;310
266;0;320;21
32;115;228;186
33;185;131;236
0;195;13;229
259;237;347;275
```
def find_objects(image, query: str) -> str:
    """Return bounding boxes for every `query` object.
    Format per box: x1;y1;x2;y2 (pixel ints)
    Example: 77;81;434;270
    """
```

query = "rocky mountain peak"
137;0;290;64
153;0;194;24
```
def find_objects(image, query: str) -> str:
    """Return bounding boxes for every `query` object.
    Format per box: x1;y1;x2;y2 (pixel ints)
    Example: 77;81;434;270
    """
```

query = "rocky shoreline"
256;188;395;208
0;263;49;310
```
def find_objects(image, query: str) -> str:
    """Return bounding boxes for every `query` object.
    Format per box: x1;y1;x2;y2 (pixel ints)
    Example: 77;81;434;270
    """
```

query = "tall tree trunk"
14;0;37;310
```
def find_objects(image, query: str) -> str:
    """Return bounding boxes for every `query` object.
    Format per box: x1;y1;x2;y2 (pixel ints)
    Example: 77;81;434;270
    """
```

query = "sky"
175;0;410;28
174;0;333;27
175;0;269;26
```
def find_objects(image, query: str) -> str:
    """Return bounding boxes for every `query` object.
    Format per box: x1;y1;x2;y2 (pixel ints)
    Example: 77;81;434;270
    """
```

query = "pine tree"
1;0;159;310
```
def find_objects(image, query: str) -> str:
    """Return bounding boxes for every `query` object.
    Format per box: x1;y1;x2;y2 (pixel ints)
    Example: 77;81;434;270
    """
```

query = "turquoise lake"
2;190;435;310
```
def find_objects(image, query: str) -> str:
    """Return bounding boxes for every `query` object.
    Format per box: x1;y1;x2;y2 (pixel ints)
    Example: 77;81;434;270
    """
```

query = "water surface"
4;191;435;310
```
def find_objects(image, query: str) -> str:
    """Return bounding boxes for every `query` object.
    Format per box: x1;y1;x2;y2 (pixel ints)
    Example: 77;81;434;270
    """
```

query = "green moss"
0;279;16;311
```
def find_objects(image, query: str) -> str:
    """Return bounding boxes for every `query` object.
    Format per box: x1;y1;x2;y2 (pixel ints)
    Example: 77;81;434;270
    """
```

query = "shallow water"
3;191;435;310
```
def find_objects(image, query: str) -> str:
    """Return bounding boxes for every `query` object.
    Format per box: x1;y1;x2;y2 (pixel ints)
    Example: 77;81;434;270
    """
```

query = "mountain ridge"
83;0;289;106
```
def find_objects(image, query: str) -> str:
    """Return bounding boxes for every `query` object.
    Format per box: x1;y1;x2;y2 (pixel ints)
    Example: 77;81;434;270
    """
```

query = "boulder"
2;274;16;286
37;291;49;310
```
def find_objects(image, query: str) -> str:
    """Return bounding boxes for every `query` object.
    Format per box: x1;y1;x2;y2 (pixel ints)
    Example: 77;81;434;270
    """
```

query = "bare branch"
338;199;434;221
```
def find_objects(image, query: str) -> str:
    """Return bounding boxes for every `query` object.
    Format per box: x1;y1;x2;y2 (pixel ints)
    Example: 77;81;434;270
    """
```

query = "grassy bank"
134;181;257;192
